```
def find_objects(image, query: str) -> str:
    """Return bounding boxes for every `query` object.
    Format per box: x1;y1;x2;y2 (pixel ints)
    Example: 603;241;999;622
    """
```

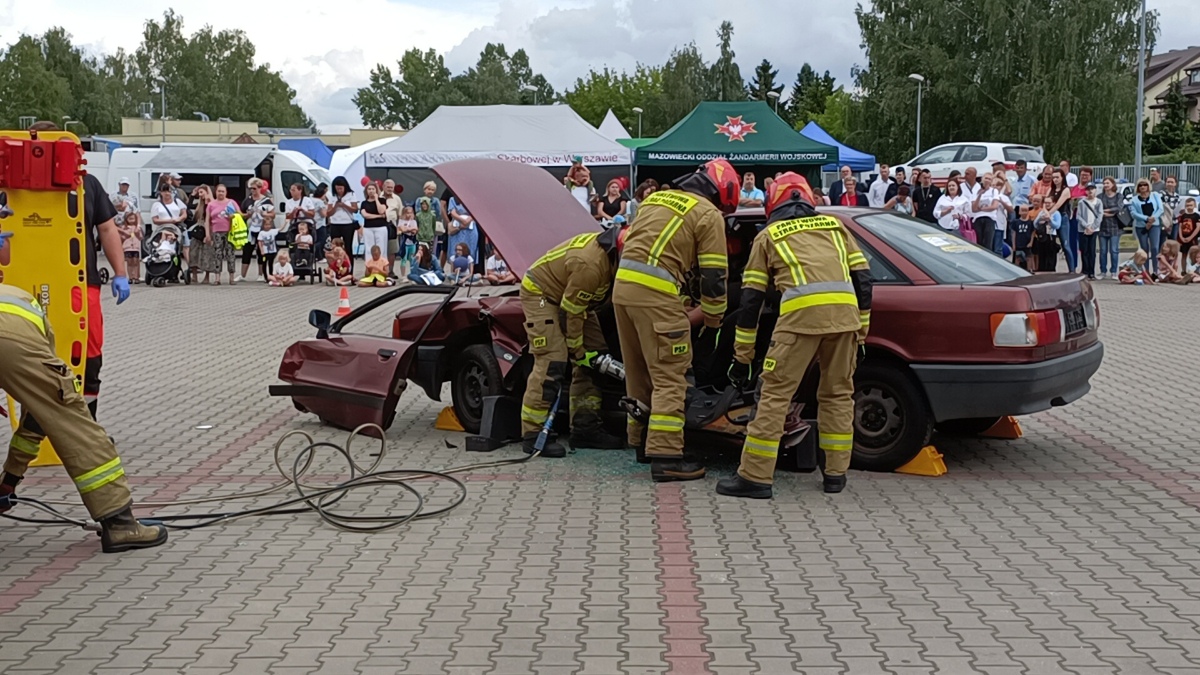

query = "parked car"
273;160;1104;472
1116;180;1200;204
894;142;1046;186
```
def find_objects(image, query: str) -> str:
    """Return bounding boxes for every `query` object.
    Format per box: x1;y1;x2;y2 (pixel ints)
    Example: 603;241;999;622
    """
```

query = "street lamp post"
1134;0;1147;177
632;107;644;139
62;116;83;134
521;84;539;106
908;73;925;155
767;91;780;114
157;78;167;144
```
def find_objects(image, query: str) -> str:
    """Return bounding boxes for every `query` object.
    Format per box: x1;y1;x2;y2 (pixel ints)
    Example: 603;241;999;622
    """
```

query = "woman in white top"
284;183;317;232
973;173;1014;254
934;180;969;233
326;177;359;261
312;183;330;252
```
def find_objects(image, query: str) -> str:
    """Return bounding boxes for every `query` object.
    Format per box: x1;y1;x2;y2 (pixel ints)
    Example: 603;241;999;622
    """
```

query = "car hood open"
432;158;602;277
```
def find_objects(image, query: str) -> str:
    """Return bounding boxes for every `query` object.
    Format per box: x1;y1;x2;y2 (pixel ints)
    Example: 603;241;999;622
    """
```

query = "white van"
104;144;331;228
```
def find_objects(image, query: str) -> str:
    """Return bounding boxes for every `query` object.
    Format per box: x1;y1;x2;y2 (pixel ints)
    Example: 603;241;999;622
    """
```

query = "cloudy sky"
1;0;1193;133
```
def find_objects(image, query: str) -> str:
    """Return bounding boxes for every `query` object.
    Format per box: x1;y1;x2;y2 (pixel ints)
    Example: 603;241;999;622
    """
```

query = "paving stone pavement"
1;277;1199;675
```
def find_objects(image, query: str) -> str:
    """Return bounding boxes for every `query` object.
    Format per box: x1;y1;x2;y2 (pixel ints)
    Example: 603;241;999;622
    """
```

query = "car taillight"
990;310;1063;347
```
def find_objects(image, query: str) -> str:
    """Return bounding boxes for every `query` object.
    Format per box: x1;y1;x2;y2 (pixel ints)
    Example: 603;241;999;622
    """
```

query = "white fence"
1077;163;1200;187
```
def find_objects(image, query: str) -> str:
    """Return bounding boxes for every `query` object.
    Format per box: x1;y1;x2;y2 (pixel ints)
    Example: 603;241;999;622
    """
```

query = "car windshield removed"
855;213;1030;284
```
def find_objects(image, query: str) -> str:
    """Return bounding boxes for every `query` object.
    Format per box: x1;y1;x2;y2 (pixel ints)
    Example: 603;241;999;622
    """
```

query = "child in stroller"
143;224;189;287
289;222;318;283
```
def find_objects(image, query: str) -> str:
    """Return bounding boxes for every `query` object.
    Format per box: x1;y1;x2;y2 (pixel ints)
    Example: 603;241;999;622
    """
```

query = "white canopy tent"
364;105;630;169
328;136;398;196
597;109;630;140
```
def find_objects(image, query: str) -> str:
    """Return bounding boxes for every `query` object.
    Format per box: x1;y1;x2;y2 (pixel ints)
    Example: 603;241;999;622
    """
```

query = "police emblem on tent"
714;115;757;142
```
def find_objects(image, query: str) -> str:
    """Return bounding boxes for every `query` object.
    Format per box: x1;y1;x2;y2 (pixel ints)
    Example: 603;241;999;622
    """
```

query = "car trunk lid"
432;158;601;277
990;273;1089;311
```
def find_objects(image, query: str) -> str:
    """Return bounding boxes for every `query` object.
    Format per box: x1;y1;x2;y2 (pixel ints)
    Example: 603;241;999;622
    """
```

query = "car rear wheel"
451;344;504;434
936;417;1003;436
852;363;932;472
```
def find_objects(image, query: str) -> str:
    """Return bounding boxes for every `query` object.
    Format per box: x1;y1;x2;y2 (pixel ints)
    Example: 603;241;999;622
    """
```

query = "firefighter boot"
823;473;847;494
521;432;567;458
715;474;773;499
0;471;20;514
650;458;706;483
99;506;169;553
569;424;624;450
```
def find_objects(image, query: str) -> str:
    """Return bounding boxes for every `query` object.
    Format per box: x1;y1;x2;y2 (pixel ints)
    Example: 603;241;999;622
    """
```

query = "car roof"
431;158;601;277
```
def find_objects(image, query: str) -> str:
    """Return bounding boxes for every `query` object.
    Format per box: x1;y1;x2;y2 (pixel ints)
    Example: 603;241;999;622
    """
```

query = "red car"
273;159;1103;471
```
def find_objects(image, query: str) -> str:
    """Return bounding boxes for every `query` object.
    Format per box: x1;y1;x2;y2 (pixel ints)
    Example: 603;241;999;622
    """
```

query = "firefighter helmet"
701;159;741;214
764;172;817;219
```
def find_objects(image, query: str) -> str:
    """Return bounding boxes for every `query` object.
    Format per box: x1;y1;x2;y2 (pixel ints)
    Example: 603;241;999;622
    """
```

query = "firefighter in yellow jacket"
0;235;167;551
519;225;626;456
612;159;739;482
715;173;872;498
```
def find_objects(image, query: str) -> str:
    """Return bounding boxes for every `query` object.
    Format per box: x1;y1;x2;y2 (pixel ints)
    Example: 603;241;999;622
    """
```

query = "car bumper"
910;341;1104;422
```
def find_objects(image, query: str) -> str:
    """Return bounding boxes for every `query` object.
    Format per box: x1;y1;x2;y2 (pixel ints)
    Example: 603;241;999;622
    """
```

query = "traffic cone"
335;287;352;316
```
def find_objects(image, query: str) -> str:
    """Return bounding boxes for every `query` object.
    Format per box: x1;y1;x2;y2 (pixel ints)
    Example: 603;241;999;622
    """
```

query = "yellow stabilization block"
895;446;947;477
435;406;465;432
980;416;1023;439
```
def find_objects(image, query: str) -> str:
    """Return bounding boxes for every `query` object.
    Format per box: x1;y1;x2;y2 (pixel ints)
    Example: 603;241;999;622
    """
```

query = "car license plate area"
1065;305;1087;335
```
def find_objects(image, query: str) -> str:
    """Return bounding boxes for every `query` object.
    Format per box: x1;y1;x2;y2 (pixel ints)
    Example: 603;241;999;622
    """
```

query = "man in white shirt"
867;164;897;208
113;178;140;228
1059;160;1079;188
960;167;983;222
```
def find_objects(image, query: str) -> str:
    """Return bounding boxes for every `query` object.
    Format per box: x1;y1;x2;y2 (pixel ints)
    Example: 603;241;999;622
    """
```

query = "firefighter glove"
576;350;607;369
728;360;753;388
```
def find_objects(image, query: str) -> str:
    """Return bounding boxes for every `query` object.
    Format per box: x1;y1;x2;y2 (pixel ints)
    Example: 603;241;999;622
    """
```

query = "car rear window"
1003;146;1044;163
855;213;1031;284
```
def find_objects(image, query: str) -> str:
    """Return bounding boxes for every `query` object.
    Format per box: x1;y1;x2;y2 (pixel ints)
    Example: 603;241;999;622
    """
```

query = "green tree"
354;48;455;128
451;43;555;107
709;21;745;102
661;43;709;127
853;0;1154;163
1146;79;1196;155
748;59;781;105
786;63;835;128
564;65;666;136
811;88;853;141
133;10;312;129
0;35;72;130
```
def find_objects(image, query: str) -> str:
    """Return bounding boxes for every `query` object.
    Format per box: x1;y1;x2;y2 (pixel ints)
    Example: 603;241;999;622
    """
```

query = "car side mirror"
309;309;332;338
1190;189;1200;197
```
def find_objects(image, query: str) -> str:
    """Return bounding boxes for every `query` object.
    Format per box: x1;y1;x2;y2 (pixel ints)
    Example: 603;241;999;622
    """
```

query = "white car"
894;142;1046;185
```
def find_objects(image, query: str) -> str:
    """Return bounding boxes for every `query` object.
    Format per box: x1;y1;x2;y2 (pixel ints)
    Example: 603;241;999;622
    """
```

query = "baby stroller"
143;224;190;287
282;227;320;284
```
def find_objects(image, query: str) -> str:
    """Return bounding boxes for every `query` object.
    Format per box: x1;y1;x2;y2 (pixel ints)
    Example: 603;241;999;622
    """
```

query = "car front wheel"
852;363;932;472
451;344;504;434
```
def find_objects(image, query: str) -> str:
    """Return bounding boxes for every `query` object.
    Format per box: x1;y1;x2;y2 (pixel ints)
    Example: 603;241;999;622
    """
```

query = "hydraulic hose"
1;423;540;534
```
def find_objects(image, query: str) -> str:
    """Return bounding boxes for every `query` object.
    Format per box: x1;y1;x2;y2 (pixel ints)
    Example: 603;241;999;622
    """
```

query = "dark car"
273;160;1103;471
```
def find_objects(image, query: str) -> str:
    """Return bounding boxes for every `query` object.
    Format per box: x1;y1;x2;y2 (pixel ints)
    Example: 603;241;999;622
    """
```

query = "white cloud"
0;0;1191;133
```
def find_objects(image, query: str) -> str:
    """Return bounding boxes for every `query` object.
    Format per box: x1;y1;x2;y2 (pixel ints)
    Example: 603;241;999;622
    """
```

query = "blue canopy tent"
278;137;333;168
798;122;875;173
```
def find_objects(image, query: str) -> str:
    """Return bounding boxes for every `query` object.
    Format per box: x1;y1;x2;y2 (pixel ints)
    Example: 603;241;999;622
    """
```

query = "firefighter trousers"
519;291;605;436
739;330;858;485
0;313;131;520
613;301;691;458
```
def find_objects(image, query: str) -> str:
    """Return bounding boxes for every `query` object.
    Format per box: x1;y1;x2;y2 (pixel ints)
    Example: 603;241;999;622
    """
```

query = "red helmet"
701;159;740;214
765;172;816;219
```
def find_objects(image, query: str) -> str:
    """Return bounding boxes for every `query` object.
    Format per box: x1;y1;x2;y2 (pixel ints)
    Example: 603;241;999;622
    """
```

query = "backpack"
228;213;250;249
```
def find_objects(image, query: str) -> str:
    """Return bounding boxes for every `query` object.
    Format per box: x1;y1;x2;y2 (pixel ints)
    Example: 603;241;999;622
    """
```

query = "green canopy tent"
634;101;838;188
